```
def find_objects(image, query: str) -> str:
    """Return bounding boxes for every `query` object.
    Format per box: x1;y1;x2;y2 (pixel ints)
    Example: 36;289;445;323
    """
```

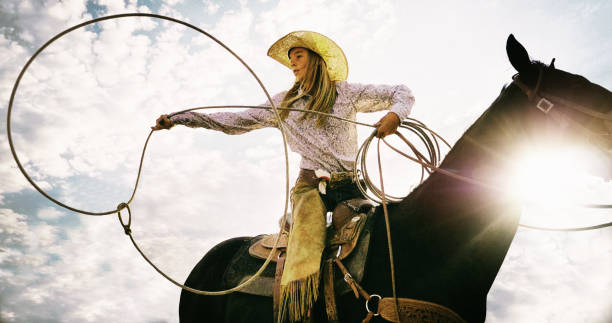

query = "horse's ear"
506;34;537;84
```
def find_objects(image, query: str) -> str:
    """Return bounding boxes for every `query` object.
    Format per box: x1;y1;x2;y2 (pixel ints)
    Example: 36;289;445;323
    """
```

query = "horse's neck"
436;85;528;187
398;84;528;216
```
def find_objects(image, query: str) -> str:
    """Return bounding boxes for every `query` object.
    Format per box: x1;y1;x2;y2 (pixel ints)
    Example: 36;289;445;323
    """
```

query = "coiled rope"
7;13;612;299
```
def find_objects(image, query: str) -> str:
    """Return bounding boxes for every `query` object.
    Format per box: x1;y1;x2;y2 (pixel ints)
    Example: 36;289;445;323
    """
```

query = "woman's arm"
346;82;415;119
344;82;415;137
152;91;287;135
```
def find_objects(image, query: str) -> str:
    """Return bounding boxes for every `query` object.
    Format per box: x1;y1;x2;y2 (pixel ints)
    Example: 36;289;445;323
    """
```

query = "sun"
504;144;611;227
507;147;582;204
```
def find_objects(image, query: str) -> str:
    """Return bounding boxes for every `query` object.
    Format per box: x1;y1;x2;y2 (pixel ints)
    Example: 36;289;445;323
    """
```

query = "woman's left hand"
151;114;174;131
374;112;400;138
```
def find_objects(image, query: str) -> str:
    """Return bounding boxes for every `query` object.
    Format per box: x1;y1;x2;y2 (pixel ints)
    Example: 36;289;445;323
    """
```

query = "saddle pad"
225;211;377;298
249;212;369;262
261;231;289;249
223;235;278;296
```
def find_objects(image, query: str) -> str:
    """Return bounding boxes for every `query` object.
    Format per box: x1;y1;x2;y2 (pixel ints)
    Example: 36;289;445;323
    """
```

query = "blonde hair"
279;49;337;127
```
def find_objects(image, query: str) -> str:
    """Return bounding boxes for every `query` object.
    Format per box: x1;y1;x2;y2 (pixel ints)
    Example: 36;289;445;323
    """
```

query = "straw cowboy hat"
267;30;348;82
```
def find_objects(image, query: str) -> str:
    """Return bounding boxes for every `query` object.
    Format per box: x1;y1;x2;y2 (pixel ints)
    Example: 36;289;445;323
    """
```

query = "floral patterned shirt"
169;81;415;172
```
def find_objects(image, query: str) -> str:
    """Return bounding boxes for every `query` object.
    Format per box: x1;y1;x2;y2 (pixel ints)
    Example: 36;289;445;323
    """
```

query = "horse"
177;35;612;322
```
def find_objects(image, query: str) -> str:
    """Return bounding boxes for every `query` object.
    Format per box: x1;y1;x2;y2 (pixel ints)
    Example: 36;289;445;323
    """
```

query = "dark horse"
178;35;612;322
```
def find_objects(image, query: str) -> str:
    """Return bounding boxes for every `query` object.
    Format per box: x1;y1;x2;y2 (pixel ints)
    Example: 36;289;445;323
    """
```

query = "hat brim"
267;30;348;82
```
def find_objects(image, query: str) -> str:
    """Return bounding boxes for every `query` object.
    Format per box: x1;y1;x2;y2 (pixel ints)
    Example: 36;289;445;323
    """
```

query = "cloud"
488;228;612;322
203;0;220;15
0;0;91;47
1;0;611;322
36;206;65;220
0;209;29;245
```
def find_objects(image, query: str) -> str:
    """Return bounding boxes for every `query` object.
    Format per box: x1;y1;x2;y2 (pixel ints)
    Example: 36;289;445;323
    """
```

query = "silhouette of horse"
178;35;612;322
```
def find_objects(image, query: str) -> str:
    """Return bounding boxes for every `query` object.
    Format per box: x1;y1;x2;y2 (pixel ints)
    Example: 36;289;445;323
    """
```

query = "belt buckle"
314;169;331;194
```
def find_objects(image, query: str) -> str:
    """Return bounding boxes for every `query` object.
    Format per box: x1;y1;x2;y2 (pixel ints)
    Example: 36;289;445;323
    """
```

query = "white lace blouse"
169;81;415;172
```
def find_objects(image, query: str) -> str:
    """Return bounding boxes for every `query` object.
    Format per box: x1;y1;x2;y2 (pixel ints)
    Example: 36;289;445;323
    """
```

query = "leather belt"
297;168;320;187
297;168;355;188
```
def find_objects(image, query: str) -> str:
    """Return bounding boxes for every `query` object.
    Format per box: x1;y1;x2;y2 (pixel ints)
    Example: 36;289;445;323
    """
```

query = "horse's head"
506;34;612;173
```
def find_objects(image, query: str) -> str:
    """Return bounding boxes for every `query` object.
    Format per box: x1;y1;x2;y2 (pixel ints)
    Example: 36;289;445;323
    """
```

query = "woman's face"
289;47;309;81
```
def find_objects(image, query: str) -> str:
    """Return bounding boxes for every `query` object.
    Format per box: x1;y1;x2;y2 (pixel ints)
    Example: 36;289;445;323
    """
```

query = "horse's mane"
436;80;526;171
454;61;550;142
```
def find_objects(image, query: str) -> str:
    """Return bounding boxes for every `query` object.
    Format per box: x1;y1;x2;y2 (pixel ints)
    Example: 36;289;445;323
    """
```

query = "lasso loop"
117;203;132;235
7;13;290;296
6;13;288;216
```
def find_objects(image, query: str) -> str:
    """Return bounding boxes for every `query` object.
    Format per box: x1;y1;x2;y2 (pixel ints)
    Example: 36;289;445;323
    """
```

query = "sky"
0;0;611;322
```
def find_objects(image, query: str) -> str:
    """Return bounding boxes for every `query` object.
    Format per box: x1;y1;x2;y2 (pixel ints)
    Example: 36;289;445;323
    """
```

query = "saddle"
222;201;467;323
223;198;377;298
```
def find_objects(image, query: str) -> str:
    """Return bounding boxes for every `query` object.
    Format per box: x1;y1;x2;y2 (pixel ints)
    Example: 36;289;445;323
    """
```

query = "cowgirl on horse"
153;31;414;322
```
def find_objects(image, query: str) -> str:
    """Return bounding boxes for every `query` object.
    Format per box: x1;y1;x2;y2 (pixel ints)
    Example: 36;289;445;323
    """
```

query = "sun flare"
505;144;611;226
506;144;607;203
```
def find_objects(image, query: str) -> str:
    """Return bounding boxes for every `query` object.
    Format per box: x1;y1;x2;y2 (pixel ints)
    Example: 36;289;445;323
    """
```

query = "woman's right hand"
151;114;174;131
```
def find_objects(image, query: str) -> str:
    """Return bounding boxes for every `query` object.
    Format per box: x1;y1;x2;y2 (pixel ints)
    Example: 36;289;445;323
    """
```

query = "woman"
152;30;414;322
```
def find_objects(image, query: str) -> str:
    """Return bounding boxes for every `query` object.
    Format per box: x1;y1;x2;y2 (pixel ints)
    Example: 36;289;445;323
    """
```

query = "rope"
6;12;612;300
354;121;450;203
6;13;290;296
376;138;401;322
518;222;612;232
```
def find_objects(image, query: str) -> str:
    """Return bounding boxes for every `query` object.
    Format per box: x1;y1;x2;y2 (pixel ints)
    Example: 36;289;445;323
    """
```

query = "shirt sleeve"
168;91;287;135
344;82;415;120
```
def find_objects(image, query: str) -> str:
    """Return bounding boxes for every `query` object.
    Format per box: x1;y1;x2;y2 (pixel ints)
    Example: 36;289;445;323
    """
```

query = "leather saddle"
223;198;377;298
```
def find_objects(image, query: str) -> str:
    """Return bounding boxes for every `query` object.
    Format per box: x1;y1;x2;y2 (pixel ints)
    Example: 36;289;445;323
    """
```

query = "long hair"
279;49;337;127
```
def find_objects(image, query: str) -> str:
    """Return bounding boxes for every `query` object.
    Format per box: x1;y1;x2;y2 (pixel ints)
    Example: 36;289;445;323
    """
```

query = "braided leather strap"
377;297;466;323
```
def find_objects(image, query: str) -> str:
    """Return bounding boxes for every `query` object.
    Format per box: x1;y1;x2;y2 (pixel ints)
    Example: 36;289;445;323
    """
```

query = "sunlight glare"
506;145;603;207
504;144;612;228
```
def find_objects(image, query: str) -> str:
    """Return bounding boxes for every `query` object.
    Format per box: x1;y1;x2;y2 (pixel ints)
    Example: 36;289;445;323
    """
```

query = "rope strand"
376;136;401;321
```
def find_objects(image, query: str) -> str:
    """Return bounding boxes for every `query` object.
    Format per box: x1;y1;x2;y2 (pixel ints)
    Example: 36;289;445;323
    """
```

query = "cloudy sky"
1;0;611;322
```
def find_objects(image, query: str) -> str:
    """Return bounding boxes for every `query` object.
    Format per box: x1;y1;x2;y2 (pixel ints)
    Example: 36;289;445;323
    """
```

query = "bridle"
512;66;612;132
512;64;612;163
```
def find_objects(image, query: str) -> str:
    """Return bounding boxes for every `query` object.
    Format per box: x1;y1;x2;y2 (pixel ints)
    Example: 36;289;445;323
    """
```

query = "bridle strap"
513;73;581;132
513;68;612;122
543;91;612;121
511;69;612;144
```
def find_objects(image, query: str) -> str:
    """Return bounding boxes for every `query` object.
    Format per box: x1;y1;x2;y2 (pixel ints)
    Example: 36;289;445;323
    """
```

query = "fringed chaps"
279;181;327;322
